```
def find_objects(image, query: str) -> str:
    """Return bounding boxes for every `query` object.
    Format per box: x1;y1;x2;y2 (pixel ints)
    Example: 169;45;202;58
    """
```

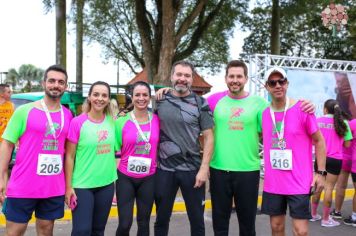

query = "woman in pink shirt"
114;81;160;235
311;99;352;227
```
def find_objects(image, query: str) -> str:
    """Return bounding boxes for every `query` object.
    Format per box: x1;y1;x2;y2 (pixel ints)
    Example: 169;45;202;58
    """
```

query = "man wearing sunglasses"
259;67;326;236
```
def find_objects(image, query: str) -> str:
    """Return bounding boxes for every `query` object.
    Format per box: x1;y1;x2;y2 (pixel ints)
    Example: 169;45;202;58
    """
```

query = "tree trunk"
55;0;66;68
135;1;156;84
156;0;176;85
270;0;280;55
76;0;84;91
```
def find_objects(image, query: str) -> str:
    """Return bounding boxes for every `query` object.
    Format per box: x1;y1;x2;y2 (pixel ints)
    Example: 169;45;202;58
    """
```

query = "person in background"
65;81;117;235
0;65;73;236
342;118;356;226
0;84;14;144
115;81;160;236
311;99;353;227
330;112;353;219
334;72;356;119
110;98;120;119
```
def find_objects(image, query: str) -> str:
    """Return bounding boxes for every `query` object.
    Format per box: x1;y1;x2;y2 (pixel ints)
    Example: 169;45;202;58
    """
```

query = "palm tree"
6;65;44;92
5;69;19;88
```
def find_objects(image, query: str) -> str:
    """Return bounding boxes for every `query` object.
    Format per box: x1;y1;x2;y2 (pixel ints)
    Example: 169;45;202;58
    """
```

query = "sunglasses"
266;78;288;87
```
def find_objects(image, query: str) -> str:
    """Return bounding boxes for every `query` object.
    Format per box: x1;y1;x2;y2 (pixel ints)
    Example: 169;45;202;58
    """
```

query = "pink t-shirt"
317;116;352;160
349;119;356;173
3;103;72;198
262;101;318;195
115;113;160;178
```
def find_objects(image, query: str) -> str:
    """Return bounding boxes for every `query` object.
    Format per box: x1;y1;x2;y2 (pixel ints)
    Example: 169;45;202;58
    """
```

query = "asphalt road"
1;200;355;236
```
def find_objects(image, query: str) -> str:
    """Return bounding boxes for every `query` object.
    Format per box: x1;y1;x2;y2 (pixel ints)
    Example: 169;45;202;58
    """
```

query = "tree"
242;0;356;60
72;0;85;90
43;0;67;68
86;0;249;84
270;0;280;54
6;65;44;92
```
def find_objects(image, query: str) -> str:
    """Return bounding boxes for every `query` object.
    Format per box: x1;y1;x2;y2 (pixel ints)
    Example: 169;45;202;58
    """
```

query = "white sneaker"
309;214;322;222
321;217;340;227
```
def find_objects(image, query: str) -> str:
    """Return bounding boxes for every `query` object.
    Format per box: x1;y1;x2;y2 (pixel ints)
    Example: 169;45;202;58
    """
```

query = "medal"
145;143;151;151
277;139;286;150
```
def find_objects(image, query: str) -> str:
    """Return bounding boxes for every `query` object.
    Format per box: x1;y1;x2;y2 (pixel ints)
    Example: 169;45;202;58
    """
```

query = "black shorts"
326;157;342;175
261;191;311;219
314;157;342;175
352;172;356;183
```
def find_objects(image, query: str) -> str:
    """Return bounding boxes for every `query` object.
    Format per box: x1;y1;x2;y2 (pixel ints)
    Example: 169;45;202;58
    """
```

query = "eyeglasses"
266;78;288;88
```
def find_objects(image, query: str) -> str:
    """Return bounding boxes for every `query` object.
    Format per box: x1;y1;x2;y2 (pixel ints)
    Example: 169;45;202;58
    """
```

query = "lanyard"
269;97;289;149
41;99;64;140
130;111;152;144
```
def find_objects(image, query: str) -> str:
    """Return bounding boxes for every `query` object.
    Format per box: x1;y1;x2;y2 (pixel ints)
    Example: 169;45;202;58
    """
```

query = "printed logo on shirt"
318;123;334;129
45;122;60;137
97;130;108;142
42;122;60;151
96;130;111;155
42;139;59;151
134;131;150;155
228;107;244;130
0;109;12;114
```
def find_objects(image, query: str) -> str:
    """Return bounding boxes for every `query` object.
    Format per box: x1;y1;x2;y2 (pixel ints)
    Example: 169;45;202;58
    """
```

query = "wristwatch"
316;170;327;176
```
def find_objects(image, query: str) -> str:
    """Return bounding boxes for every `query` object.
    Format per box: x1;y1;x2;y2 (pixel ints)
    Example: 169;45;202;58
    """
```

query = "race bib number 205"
37;154;63;175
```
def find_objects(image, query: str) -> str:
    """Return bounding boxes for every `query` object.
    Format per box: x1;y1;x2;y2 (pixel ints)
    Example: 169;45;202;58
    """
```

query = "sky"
0;0;249;95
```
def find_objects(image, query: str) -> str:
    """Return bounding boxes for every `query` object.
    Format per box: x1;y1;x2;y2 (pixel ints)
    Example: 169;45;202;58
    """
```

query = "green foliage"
84;0;249;74
242;0;356;60
6;65;44;92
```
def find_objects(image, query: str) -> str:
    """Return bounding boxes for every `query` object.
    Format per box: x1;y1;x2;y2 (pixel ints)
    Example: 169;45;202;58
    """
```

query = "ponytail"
324;99;347;137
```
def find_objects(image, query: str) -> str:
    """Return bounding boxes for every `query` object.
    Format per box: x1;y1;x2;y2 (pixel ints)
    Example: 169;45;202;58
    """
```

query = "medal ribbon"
269;97;289;149
41;99;64;140
130;111;152;144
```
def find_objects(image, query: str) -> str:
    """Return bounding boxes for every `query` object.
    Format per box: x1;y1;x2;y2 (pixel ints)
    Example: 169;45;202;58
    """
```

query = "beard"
228;83;244;95
45;88;64;99
173;83;191;94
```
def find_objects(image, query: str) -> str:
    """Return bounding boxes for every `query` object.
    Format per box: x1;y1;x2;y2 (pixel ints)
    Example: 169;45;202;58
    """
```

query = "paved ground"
1;200;355;236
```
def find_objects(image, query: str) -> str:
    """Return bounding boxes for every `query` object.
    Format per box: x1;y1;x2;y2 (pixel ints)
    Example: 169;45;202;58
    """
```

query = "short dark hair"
0;84;10;94
43;65;68;81
170;60;196;77
130;81;152;97
225;60;248;77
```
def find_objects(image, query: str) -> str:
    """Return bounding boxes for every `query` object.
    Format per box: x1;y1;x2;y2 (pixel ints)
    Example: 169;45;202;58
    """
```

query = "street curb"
0;189;354;226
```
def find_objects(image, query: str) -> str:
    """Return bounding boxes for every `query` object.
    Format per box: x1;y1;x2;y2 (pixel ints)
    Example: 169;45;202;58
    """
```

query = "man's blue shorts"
2;195;65;223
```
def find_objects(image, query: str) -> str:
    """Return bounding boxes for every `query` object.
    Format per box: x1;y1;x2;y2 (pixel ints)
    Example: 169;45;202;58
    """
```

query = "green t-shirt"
67;113;117;188
208;93;268;171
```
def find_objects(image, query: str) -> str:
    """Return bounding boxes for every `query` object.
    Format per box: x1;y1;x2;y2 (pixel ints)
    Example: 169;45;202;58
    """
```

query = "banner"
286;70;356;119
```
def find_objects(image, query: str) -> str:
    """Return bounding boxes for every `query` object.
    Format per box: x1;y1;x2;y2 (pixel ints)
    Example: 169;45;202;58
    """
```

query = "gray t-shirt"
156;91;214;171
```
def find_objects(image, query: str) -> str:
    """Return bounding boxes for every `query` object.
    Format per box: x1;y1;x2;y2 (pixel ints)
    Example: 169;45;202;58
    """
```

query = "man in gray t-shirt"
154;61;214;236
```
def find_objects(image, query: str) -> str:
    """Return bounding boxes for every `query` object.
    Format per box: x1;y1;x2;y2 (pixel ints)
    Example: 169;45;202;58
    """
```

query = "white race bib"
127;156;151;175
270;149;292;170
37;154;63;175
